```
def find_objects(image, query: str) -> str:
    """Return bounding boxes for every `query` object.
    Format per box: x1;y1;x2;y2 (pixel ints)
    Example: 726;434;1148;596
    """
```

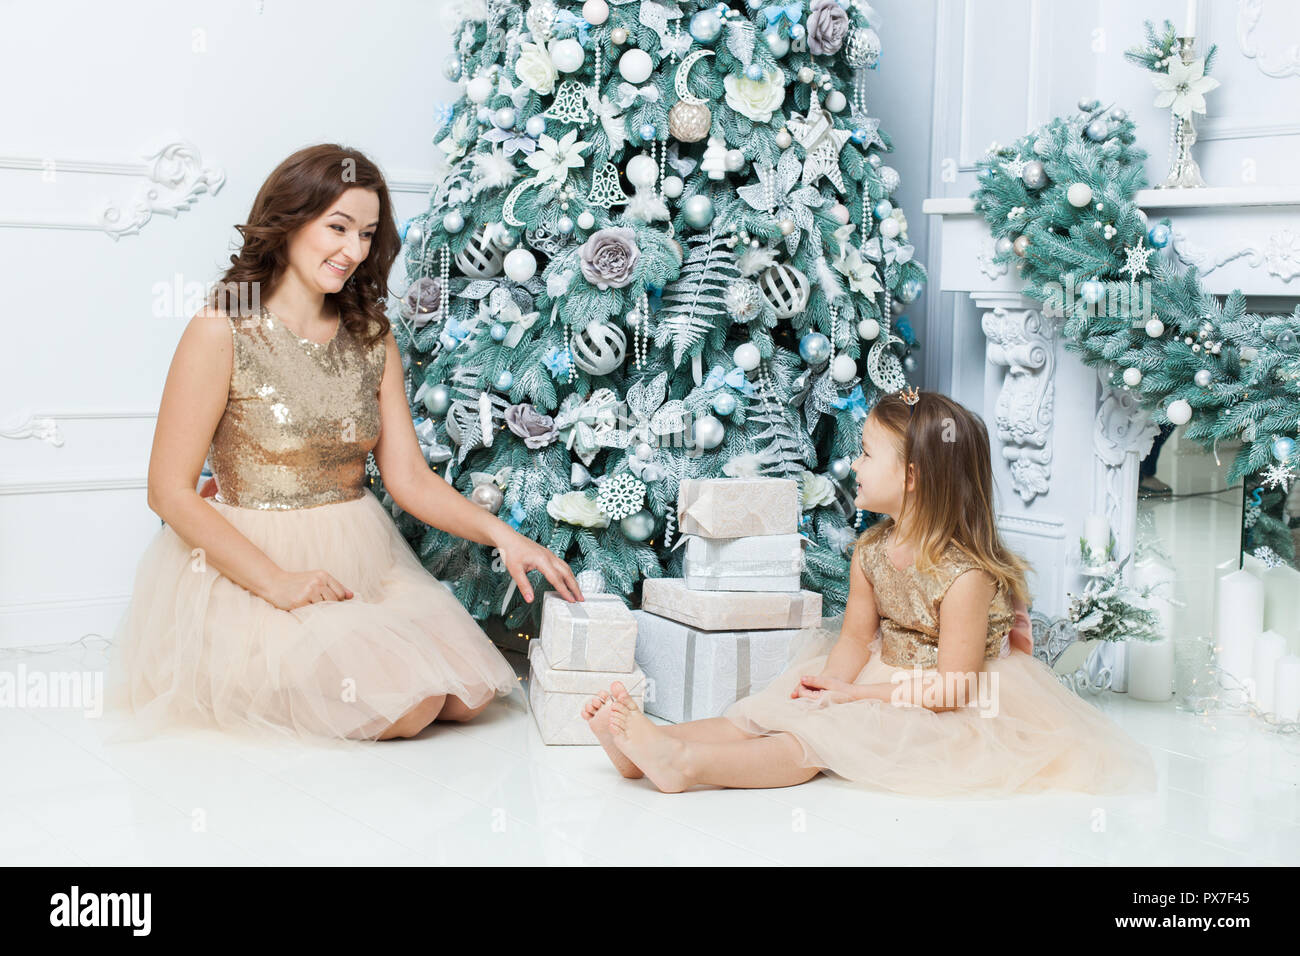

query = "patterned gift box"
641;577;821;630
632;610;801;722
676;477;800;539
539;592;637;672
680;533;805;592
528;640;646;745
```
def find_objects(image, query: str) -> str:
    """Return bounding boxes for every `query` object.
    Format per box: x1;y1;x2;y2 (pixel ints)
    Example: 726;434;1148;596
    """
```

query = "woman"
107;144;582;743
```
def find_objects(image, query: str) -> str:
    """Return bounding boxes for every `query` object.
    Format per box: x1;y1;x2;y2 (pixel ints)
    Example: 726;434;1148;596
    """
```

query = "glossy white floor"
2;489;1296;866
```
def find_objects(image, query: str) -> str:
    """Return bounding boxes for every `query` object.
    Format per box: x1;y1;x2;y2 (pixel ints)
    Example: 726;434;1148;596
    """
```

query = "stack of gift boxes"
634;477;823;722
528;591;645;745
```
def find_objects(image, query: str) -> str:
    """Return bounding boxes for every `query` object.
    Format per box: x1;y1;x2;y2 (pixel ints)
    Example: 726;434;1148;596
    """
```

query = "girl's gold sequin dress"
723;526;1157;797
106;309;519;742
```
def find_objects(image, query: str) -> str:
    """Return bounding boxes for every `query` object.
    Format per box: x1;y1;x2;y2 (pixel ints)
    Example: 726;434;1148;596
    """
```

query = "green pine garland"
971;103;1300;492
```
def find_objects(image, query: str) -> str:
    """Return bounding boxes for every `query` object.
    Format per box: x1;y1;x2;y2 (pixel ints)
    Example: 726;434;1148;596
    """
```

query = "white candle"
1253;631;1287;712
1184;0;1199;37
1215;569;1263;681
1128;636;1175;701
1083;513;1109;559
1262;565;1300;651
1274;656;1300;722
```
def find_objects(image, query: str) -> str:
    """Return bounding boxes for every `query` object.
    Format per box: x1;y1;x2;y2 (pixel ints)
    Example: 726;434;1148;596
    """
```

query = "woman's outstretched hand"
495;530;584;604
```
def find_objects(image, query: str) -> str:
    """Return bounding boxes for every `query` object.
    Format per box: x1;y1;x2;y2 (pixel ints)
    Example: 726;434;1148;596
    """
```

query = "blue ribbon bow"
505;501;527;531
439;316;474;350
831;385;869;421
544;345;574;379
555;9;590;45
763;2;803;28
702;364;757;397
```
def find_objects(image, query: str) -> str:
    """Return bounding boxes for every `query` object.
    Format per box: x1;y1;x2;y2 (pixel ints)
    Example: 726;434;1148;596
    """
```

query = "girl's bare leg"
609;695;820;793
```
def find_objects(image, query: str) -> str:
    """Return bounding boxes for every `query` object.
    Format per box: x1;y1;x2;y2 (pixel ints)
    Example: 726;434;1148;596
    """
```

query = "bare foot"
608;687;692;793
581;688;643;779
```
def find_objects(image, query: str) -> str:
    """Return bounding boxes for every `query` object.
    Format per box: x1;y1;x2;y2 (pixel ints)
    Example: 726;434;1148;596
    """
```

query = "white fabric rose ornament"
723;67;785;124
515;41;557;95
546;491;611;528
578;226;639;290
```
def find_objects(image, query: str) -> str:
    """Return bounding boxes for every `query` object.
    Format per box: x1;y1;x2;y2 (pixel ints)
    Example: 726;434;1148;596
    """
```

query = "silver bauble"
620;509;656;541
1020;160;1047;189
470;483;504;514
845;27;881;69
693;414;725;450
423;383;451;416
724;280;763;322
683;194;715;229
571;462;591;488
1085;119;1109;142
877;166;900;194
829;457;851;481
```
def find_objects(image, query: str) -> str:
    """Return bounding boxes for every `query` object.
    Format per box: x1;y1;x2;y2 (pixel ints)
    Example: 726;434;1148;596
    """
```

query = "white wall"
0;0;464;646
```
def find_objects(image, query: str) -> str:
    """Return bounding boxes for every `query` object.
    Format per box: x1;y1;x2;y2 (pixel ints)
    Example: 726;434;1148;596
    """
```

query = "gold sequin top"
856;526;1016;668
208;308;385;510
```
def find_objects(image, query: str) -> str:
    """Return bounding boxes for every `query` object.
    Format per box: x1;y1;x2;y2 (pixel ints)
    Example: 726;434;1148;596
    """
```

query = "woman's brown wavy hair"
206;144;398;349
858;390;1032;607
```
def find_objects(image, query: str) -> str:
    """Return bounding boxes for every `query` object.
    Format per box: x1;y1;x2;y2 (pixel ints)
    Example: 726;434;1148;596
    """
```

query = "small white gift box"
539;592;638;672
680;532;805;592
641;576;822;630
676;477;800;539
528;640;646;745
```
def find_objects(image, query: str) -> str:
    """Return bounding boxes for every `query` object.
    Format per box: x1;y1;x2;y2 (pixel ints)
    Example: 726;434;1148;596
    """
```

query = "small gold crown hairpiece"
899;386;921;406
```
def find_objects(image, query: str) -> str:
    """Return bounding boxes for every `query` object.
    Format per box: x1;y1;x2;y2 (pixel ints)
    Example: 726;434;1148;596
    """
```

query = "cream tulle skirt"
724;624;1158;797
104;491;521;743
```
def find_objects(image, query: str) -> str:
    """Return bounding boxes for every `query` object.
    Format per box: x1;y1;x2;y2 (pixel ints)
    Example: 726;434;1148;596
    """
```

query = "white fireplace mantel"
923;186;1300;619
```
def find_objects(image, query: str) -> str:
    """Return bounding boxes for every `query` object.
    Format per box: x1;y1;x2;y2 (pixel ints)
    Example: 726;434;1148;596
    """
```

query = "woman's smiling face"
850;413;908;516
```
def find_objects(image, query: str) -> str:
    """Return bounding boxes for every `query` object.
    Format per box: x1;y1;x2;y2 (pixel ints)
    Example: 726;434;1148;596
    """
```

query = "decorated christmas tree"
377;0;926;637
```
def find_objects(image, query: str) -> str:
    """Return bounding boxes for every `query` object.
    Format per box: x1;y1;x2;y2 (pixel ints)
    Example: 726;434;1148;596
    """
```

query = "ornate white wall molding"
1;410;63;446
975;293;1056;504
1091;372;1160;582
1171;226;1300;280
1237;0;1300;80
976;236;1008;281
0;141;224;238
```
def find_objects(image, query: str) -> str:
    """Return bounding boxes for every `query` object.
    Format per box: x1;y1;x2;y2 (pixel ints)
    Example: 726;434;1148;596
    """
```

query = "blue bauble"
898;277;923;303
494;370;514;391
873;200;893;220
525;115;546;138
1080;279;1105;305
640;122;657;142
799;332;831;366
557;215;575;234
711;391;738;416
689;9;723;42
620;509;656;542
490;322;507;342
1147;224;1171;249
442;56;462;81
745;64;765;81
1273;436;1296;462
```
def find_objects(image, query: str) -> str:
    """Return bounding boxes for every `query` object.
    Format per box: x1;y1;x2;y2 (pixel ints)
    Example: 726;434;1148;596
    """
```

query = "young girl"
106;144;582;744
583;389;1157;796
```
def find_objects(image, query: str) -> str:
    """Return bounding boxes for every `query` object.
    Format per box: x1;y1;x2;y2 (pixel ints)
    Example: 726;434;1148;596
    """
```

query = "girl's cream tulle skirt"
104;491;521;743
723;623;1158;798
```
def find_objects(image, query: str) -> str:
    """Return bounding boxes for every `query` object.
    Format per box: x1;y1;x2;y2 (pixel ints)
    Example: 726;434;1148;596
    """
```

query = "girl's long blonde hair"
858;390;1031;607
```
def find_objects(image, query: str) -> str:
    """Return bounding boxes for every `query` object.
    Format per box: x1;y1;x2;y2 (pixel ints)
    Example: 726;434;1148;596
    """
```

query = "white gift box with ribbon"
642;576;822;630
676;477;800;539
528;640;646;745
632;610;801;722
539;591;638;672
679;532;806;592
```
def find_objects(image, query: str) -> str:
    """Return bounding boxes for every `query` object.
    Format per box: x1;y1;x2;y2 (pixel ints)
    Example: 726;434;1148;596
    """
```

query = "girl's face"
285;187;380;297
851;414;909;516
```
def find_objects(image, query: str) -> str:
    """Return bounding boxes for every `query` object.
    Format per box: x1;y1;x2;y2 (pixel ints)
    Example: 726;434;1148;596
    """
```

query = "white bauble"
733;342;761;371
724;149;745;172
661;175;684;198
878;217;901;239
830;354;857;383
618;48;653;83
552;38;585;73
571;320;627;375
466;76;493;103
857;318;880;340
1145;317;1165;338
582;0;609;25
1122;367;1142;387
1067;182;1093;208
693;415;725;450
758;263;810;319
577;210;596;230
1166;398;1193;425
626;154;658;188
829;203;850;225
503;248;537;282
825;90;847;113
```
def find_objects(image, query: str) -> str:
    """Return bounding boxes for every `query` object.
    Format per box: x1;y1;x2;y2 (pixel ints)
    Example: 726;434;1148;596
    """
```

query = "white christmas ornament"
661;175;684;198
551;38;585;73
503;248;537;282
1145;317;1165;337
825;90;847;113
1122;367;1142;387
626;153;658;188
758;263;810;319
466;76;493;103
857;318;880;340
571;319;627;375
734;342;761;371
879;217;900;239
582;0;609;25
618;48;653;84
454;227;505;278
702;137;728;180
1067;182;1093;207
1167;398;1192;425
831;354;857;383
